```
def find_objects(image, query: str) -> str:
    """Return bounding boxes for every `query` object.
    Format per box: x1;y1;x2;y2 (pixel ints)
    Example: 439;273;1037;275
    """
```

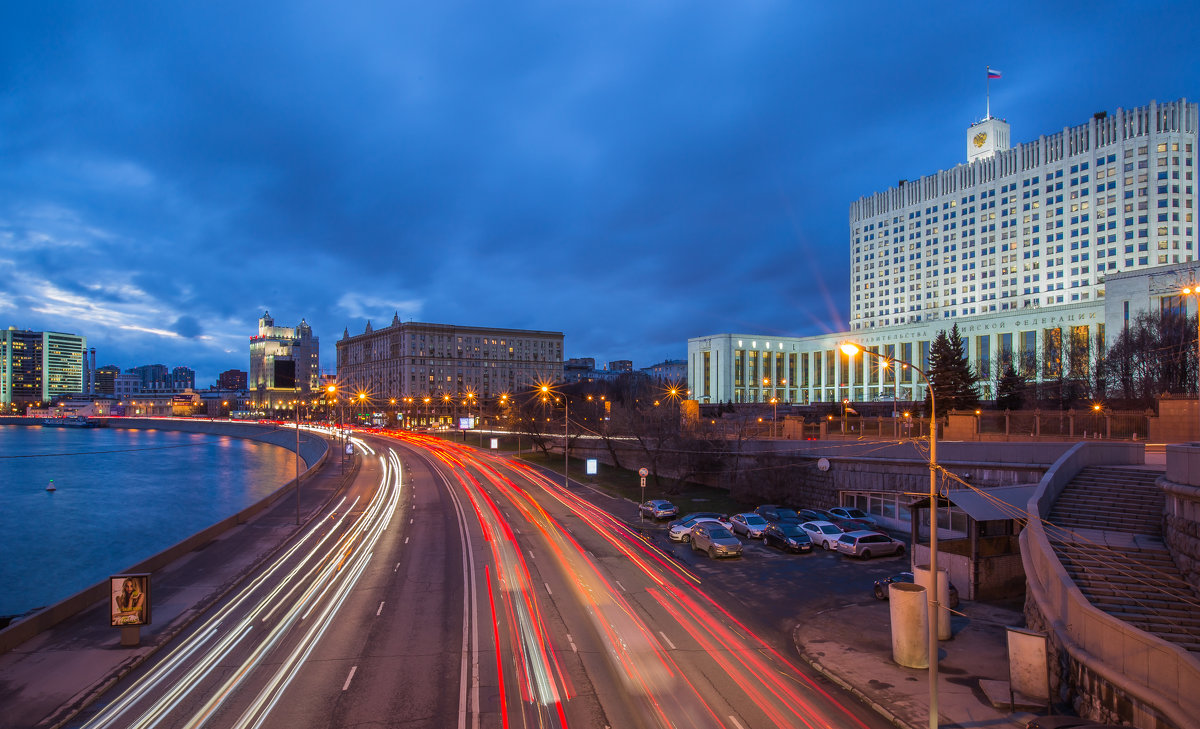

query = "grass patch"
516;452;752;516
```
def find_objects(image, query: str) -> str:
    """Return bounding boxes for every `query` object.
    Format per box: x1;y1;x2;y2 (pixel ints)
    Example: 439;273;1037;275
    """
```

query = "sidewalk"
793;598;1040;729
0;447;357;729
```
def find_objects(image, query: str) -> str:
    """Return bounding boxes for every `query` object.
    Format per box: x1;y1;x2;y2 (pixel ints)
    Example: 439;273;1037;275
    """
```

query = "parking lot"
629;506;919;630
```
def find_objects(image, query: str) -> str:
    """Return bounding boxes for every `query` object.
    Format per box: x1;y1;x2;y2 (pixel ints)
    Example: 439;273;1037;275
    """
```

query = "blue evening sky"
2;1;1198;385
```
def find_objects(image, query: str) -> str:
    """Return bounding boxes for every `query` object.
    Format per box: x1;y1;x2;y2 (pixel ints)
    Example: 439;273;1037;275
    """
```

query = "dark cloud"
1;1;1198;384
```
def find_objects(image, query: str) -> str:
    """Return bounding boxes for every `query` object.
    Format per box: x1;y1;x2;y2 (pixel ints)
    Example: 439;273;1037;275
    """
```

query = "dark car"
755;505;801;523
873;572;960;608
796;508;830;522
762;522;813;553
668;511;726;528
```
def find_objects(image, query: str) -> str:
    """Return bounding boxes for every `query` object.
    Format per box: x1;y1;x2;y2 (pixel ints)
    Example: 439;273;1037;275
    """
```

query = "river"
0;424;295;619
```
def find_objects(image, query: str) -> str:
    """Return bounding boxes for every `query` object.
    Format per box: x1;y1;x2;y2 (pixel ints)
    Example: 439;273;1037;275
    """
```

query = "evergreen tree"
924;323;980;414
995;364;1025;411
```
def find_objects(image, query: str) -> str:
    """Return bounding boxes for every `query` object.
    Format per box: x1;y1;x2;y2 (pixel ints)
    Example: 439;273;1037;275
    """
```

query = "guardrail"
1021;441;1200;728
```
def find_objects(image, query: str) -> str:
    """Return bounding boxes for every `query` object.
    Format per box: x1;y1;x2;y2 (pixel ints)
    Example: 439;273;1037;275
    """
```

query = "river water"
0;424;295;619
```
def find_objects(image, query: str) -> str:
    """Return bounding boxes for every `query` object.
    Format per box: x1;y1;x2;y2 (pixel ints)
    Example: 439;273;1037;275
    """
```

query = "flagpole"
986;66;990;120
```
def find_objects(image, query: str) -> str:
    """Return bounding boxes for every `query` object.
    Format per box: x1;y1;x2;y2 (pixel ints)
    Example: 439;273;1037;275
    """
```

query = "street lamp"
1182;283;1200;438
770;397;778;438
540;385;569;488
842;341;940;729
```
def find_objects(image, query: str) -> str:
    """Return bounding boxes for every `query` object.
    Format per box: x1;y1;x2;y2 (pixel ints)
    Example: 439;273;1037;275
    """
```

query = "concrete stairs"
1045;466;1200;654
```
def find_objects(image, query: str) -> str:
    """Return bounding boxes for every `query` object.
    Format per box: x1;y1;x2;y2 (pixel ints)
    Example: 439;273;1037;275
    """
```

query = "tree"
995;364;1026;411
924;323;980;414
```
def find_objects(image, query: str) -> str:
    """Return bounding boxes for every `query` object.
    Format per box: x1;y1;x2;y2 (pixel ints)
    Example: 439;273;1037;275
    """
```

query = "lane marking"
728;716;746;729
410;518;414;524
566;633;578;653
404;536;410;544
393;562;400;573
528;550;535;560
544;582;553;596
615;580;627;593
658;631;676;650
342;666;358;691
377;601;385;616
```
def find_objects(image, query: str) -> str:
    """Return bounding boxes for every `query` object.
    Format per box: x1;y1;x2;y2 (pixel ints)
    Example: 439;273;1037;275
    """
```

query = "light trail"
80;440;406;729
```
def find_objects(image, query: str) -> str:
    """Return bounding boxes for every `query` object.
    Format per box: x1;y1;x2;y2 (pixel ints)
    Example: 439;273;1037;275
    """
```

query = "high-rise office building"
1;327;87;409
689;99;1199;404
250;311;319;408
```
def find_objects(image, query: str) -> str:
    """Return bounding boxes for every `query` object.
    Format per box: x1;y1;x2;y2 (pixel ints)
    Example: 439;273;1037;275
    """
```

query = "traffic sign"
638;467;648;477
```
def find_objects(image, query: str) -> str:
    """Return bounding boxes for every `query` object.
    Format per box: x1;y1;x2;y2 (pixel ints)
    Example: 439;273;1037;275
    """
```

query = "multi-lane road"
69;430;895;729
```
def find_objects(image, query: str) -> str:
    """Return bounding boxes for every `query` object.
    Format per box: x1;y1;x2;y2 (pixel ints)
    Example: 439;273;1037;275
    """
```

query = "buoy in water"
46;479;56;492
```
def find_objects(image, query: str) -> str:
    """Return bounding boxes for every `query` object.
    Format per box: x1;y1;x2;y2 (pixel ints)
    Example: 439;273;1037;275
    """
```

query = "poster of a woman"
110;574;150;626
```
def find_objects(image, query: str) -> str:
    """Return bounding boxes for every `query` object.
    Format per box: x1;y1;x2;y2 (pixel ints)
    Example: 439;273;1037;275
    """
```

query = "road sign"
638;467;648;477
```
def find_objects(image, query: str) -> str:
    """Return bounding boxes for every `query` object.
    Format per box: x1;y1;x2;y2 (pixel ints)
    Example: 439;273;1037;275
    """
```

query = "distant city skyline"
3;2;1199;386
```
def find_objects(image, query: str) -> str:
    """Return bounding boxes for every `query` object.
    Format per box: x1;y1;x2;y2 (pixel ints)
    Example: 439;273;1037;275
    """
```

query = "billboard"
458;416;474;430
110;573;151;626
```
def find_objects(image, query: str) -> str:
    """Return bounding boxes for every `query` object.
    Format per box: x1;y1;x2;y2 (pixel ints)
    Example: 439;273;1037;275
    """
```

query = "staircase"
1046;466;1200;654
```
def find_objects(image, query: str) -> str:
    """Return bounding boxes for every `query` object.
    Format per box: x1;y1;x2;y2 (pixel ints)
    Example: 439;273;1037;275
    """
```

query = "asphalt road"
68;430;901;729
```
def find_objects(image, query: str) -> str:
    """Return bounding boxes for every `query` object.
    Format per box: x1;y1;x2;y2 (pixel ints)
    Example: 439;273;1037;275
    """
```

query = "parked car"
690;522;744;559
828;506;876;526
729;512;769;538
834;530;906;559
639;499;678;520
873;572;959;608
796;508;830;522
755;505;801;523
762;522;813;553
668;511;727;528
668;517;729;543
800;520;844;550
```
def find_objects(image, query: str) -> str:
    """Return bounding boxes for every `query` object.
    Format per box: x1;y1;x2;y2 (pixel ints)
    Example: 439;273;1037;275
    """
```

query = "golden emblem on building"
973;131;988;148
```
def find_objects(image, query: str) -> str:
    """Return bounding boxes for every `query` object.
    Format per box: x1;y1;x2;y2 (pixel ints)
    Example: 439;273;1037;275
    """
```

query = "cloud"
172;315;204;339
335;293;424;323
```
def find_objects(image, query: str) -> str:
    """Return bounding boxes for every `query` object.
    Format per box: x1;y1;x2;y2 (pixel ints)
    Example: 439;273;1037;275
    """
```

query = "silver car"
690;523;743;559
729;512;769;538
834;530;905;559
800;520;844;550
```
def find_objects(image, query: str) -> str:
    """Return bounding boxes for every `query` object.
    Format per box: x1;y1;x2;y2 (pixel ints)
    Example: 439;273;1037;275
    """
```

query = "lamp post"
293;397;301;525
541;385;569;488
770;397;778;437
842;342;940;729
1183;283;1200;439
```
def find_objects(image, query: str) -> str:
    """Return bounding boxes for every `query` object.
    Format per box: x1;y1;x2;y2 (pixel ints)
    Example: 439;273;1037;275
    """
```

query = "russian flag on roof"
987;67;1002;79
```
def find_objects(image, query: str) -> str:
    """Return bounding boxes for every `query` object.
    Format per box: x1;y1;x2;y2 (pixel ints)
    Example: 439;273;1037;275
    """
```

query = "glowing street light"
540;384;569;488
1183;283;1200;438
842;341;940;729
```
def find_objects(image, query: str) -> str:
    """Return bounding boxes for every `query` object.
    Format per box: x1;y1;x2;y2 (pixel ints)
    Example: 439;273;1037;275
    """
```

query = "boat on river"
42;416;99;428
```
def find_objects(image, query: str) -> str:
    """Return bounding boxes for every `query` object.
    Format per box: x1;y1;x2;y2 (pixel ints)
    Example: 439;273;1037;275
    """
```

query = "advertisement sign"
458;416;474;430
490;438;499;449
110;574;151;626
586;458;598;475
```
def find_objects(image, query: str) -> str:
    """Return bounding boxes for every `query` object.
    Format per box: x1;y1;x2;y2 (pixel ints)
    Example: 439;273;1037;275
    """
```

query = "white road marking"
566;633;578;653
615;580;627;592
376;602;385;616
658;631;676;650
394;562;400;573
410;518;414;524
544;582;553;595
342;666;358;691
727;716;747;729
404;536;410;544
528;550;535;560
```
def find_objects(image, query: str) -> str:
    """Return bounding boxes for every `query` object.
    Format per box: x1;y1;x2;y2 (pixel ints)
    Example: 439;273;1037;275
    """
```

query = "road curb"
791;625;920;729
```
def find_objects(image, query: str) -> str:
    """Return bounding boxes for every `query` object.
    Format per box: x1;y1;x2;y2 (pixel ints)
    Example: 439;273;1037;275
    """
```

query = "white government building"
689;98;1198;405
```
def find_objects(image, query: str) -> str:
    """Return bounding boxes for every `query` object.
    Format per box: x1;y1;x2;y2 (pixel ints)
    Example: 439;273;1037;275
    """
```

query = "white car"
828;507;876;526
800;520;844;550
668;517;730;543
729;513;769;539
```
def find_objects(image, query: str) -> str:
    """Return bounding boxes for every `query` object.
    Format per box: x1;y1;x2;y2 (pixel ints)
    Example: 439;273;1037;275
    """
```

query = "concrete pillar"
889;582;928;668
914;564;952;640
